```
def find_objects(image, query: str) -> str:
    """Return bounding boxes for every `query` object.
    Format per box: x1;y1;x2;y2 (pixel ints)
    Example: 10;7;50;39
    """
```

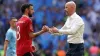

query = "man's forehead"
30;6;33;8
65;3;69;8
12;19;17;21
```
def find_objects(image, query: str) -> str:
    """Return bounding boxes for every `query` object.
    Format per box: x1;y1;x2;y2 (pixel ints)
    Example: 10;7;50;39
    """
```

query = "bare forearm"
4;41;9;56
4;44;7;54
29;30;45;38
33;30;45;37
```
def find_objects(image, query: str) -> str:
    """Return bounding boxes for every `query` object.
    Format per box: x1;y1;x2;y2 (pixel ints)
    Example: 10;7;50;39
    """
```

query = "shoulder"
18;16;32;24
74;14;84;25
6;29;13;35
75;14;84;21
22;16;32;23
26;18;32;24
26;18;32;22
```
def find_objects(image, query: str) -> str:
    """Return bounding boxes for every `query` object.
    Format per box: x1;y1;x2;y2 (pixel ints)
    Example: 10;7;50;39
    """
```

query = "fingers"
49;28;53;33
42;26;58;33
44;25;49;30
42;25;49;32
51;27;58;33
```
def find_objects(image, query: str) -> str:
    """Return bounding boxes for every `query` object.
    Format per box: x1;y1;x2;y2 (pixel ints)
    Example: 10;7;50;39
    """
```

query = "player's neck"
23;13;29;18
23;13;28;17
69;11;75;16
10;27;16;30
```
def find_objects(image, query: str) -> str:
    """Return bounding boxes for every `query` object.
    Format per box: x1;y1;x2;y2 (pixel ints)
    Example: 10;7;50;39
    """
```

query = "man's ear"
25;8;29;13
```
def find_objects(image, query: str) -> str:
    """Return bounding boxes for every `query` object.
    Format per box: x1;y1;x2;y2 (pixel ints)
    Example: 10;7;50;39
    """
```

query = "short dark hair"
21;4;33;14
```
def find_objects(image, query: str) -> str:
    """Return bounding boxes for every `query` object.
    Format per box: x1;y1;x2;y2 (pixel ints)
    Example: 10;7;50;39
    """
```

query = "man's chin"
29;16;32;17
29;15;32;17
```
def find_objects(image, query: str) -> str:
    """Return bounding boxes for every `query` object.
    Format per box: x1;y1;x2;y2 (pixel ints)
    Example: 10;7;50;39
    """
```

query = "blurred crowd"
0;0;100;56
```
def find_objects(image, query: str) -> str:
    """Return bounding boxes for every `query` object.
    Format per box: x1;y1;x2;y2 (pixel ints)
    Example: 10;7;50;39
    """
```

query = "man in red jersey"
16;4;49;56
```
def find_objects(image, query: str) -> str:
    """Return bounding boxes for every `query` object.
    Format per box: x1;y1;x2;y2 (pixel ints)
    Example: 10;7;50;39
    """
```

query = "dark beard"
28;13;32;17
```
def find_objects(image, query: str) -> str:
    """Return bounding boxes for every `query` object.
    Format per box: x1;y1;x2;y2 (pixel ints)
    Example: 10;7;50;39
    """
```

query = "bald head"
64;1;76;16
66;1;76;10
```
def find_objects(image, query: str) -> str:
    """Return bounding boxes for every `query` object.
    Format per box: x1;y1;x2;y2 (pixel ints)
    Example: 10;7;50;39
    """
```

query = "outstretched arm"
50;22;84;35
29;25;49;38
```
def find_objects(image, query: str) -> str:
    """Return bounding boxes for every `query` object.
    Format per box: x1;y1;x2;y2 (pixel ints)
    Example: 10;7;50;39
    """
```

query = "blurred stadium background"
0;0;100;56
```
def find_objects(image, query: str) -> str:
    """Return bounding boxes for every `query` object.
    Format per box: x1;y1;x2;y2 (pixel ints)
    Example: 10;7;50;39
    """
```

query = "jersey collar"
22;15;29;18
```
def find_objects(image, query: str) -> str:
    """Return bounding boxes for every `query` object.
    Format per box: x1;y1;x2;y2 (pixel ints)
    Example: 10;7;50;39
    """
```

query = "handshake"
41;25;59;33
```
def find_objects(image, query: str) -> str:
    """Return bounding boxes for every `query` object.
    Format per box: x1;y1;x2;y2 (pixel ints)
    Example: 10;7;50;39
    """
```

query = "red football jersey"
16;15;34;55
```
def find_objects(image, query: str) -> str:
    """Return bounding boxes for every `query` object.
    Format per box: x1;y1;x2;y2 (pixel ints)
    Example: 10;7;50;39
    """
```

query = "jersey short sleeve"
5;31;12;41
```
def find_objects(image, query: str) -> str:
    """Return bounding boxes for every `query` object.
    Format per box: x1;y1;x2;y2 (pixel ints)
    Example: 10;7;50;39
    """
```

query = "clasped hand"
42;25;58;33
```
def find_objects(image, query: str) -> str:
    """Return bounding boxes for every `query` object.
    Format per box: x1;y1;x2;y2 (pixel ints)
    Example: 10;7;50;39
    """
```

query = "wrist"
41;30;45;33
57;29;59;33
